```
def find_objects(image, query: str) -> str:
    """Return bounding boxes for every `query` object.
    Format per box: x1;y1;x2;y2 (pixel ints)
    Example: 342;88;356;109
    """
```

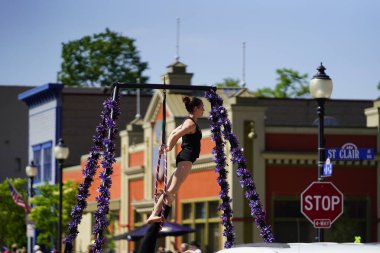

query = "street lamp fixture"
54;139;70;161
309;63;333;242
25;161;38;253
54;138;70;252
26;161;38;179
310;63;333;99
247;121;257;139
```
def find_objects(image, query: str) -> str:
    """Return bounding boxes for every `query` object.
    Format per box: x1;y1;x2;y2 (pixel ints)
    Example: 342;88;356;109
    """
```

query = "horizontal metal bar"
114;82;216;91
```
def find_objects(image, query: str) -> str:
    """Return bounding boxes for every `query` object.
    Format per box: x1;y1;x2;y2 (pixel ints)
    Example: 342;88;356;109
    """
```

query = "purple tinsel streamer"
63;96;121;253
205;89;275;244
210;106;235;247
93;97;120;252
206;91;235;248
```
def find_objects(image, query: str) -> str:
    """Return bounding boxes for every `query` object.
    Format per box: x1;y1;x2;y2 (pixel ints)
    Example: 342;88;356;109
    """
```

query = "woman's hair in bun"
182;96;191;104
182;96;203;113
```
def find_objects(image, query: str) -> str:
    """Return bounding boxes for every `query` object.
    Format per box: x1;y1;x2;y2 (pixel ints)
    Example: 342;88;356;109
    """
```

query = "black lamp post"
54;138;70;252
26;161;38;253
309;63;333;242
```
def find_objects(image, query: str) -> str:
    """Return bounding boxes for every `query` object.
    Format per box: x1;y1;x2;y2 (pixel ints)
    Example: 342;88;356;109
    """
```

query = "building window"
134;209;143;225
182;199;221;253
272;197;370;242
32;141;53;184
132;209;145;251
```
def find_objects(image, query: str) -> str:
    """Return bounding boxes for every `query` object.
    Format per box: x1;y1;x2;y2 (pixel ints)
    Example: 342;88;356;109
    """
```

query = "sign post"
301;182;344;228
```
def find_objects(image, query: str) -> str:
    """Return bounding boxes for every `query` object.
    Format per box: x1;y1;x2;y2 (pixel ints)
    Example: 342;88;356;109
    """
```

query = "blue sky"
0;0;379;100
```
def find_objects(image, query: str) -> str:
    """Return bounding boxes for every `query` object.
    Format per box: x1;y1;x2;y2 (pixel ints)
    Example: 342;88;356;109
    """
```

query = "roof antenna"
241;42;246;88
176;17;180;62
135;78;141;119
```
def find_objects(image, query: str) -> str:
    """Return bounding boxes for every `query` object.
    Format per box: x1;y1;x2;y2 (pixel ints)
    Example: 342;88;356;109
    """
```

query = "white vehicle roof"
217;242;380;253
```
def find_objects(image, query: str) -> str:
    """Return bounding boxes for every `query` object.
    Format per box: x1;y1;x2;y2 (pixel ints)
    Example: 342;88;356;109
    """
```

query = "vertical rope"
160;148;168;229
159;86;168;229
154;153;162;203
153;85;168;229
161;87;166;144
154;88;166;205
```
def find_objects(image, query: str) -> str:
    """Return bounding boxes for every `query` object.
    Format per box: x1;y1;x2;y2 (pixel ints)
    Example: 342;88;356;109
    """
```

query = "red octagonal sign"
301;181;344;228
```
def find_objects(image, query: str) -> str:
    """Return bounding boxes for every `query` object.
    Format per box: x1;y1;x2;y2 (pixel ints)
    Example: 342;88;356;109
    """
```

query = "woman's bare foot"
146;193;175;224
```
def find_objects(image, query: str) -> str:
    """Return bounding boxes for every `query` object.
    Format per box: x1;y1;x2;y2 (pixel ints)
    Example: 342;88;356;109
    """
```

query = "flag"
6;178;31;213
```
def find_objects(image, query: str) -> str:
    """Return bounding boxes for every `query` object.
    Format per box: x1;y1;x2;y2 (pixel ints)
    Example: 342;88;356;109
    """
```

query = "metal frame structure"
99;82;216;245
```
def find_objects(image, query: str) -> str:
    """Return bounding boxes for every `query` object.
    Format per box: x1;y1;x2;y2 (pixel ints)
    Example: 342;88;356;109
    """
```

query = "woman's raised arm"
166;119;196;151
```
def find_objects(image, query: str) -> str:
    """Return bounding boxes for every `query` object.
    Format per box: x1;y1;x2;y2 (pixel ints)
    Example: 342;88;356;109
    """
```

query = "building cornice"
128;143;145;153
168;154;215;171
262;151;378;167
18;83;63;107
63;165;82;172
132;199;154;213
266;126;377;135
87;199;120;212
123;165;145;179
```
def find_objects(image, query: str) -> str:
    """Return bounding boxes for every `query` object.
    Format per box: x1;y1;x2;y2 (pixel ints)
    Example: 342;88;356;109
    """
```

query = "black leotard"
176;117;202;166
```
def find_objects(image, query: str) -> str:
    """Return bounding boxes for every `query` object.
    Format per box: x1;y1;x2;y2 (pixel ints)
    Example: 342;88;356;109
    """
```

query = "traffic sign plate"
301;181;344;228
322;158;332;177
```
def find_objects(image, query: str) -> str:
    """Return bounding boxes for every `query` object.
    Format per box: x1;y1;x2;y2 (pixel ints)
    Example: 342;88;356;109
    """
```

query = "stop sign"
301;181;343;228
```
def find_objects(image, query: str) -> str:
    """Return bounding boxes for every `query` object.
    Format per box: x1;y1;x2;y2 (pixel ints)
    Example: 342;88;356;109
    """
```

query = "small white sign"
27;224;35;237
323;158;333;177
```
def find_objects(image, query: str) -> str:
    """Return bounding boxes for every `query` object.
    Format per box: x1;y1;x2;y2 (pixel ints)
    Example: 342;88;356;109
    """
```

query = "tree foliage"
0;178;29;247
57;28;149;88
29;181;78;249
254;68;309;98
215;78;242;88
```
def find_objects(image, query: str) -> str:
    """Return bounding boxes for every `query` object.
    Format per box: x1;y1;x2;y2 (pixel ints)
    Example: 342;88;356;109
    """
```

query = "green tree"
0;178;29;247
215;78;242;88
57;28;149;88
254;68;309;98
377;82;380;91
30;181;78;249
327;213;362;242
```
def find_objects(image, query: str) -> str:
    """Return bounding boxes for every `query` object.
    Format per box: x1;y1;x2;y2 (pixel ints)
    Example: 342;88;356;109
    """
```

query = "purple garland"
205;89;274;245
208;96;235;248
63;96;120;253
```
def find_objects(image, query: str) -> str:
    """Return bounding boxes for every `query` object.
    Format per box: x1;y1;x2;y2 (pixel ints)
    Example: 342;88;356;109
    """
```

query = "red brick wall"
129;151;144;167
128;179;144;251
266;133;377;152
200;137;215;155
63;159;121;202
175;168;219;222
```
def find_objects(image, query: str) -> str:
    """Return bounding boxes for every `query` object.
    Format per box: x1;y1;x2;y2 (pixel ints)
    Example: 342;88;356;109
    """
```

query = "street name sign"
326;143;374;161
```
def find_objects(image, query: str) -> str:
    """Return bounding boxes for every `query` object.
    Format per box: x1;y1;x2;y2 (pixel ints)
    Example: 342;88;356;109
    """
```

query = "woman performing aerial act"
146;96;204;224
